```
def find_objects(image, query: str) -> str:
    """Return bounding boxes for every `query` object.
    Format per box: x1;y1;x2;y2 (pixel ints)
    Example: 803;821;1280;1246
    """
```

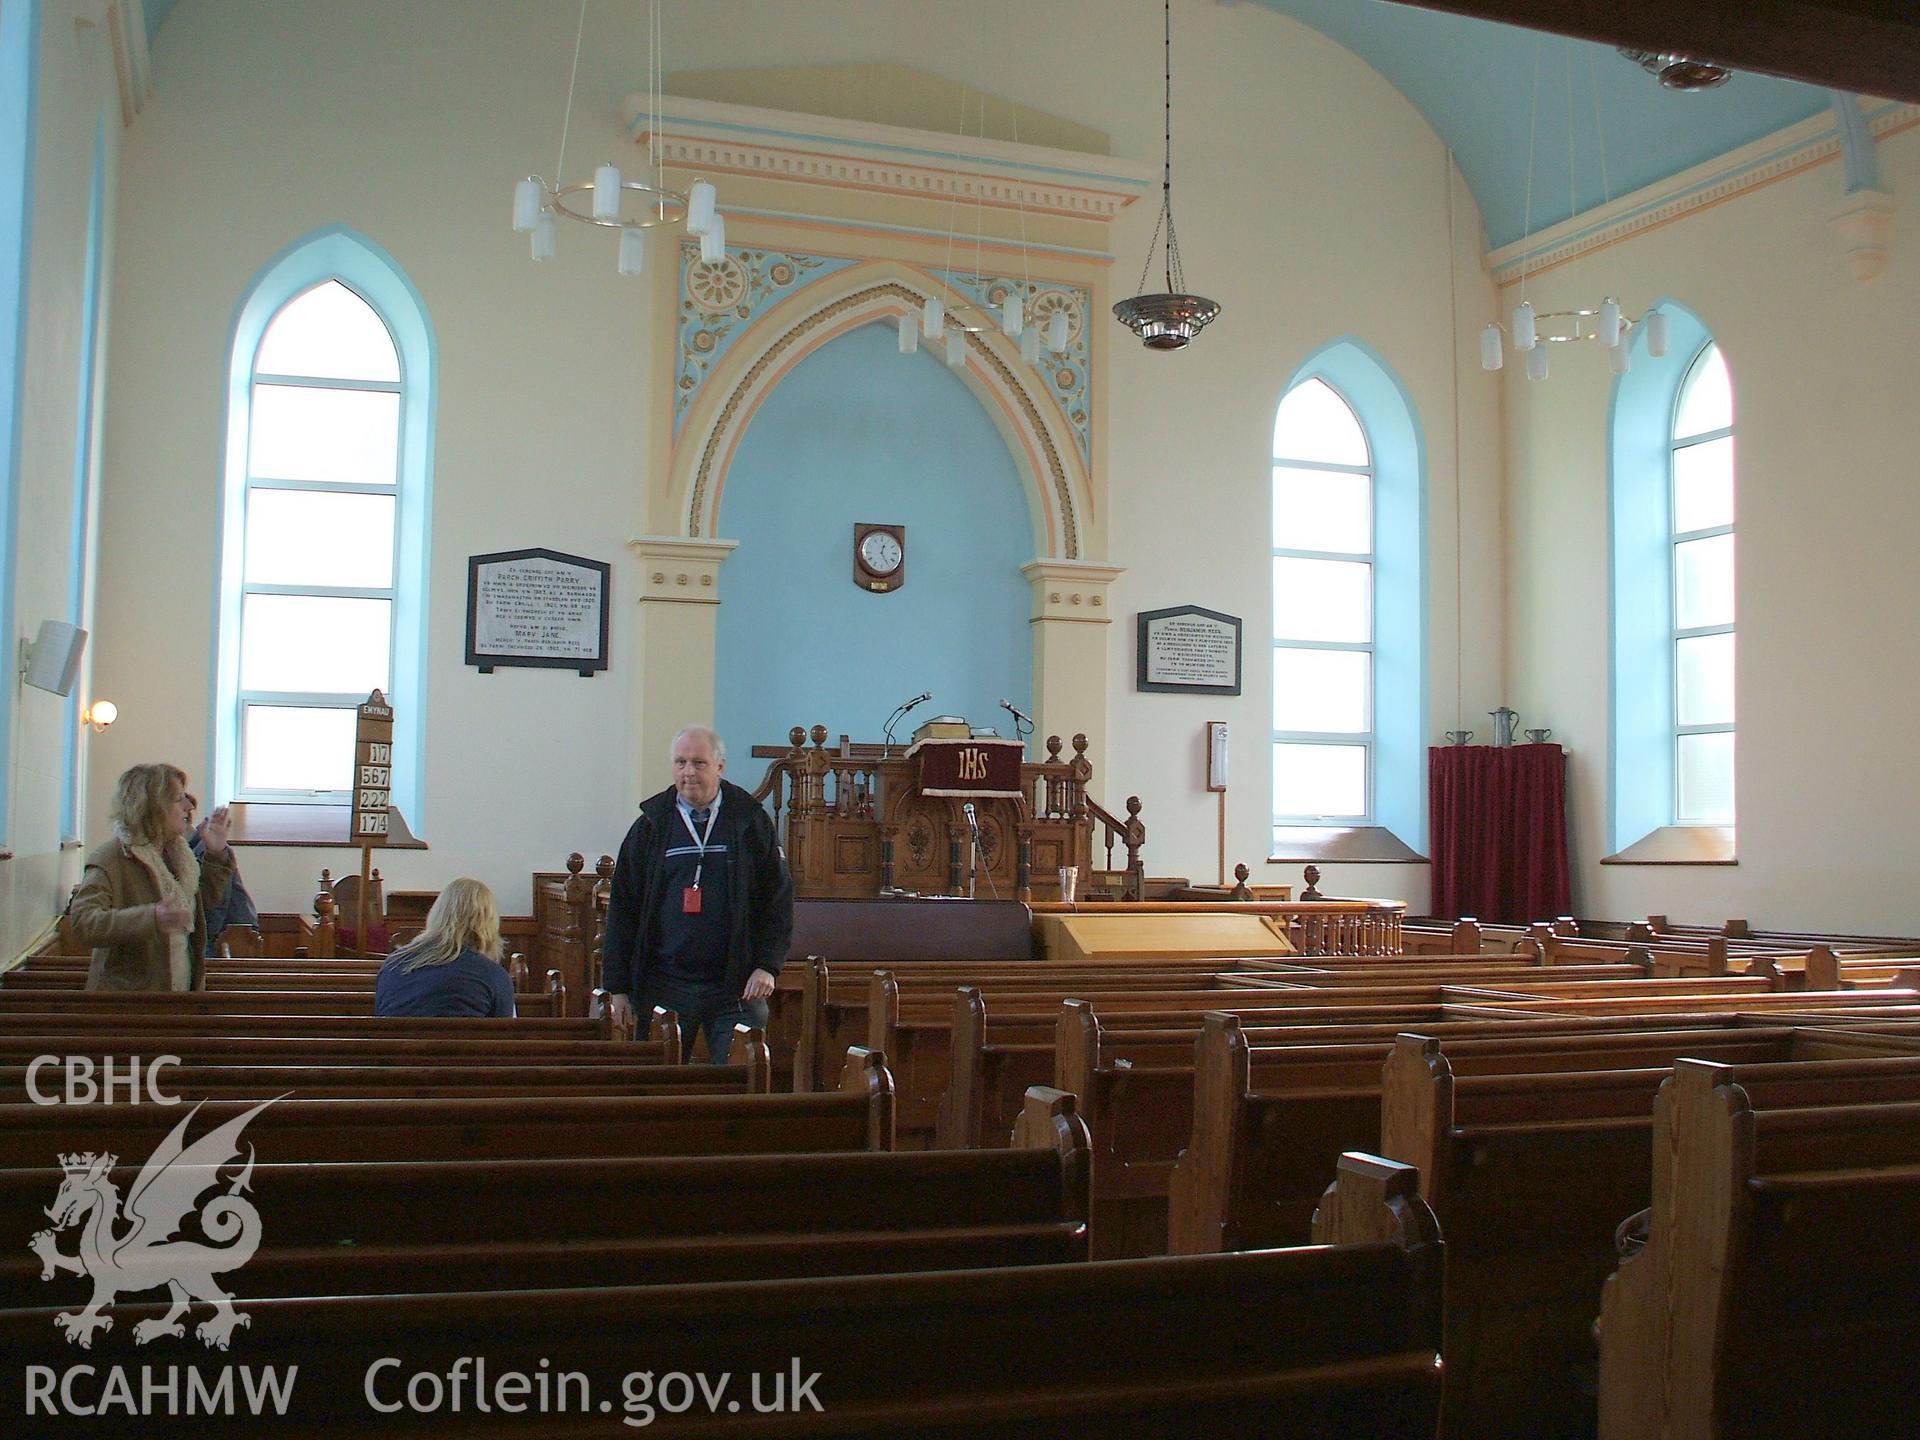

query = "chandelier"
1113;0;1219;351
896;74;1076;372
508;1;721;276
1619;49;1732;92
1482;42;1670;379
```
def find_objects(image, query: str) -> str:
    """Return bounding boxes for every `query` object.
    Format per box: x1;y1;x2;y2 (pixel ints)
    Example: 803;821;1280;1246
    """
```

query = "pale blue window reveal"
1271;342;1426;851
0;0;42;842
62;118;108;841
215;229;434;821
1610;304;1735;847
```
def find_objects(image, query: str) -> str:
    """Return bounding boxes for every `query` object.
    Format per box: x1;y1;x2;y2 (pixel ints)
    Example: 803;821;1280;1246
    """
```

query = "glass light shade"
685;180;716;236
1525;344;1549;381
898;313;918;354
1513;301;1537;351
1020;324;1041;364
1598;299;1622;348
922;297;945;340
1001;293;1023;338
531;209;556;262
1047;310;1069;351
592;162;621;221
698;213;726;264
511;177;542;233
1480;323;1504;371
617;227;646;277
1646;309;1670;358
85;698;117;730
945;327;966;369
1609;338;1632;374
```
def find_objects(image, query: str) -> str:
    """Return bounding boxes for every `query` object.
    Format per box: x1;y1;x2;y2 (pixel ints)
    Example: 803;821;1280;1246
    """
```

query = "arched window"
216;230;434;816
1272;379;1375;822
1670;344;1735;824
1609;304;1735;857
1271;345;1425;859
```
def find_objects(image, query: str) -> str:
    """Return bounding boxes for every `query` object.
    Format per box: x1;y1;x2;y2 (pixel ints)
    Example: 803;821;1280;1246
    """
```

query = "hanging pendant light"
1113;0;1220;351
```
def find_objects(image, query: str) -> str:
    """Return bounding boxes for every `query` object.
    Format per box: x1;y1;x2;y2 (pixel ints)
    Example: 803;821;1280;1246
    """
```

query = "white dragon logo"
28;1098;276;1350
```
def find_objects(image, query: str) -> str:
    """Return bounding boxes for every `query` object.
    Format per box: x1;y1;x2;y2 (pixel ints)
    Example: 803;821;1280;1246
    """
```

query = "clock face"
858;529;903;576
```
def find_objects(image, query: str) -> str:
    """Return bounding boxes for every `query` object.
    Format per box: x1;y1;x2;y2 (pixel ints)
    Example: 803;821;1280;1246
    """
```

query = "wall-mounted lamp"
82;699;117;733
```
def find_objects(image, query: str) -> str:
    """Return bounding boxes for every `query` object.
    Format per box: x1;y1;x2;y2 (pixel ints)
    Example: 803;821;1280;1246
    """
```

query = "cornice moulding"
1488;100;1920;287
624;95;1157;221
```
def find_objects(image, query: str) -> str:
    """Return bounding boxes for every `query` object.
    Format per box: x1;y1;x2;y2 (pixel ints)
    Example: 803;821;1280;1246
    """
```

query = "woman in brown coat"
69;763;235;992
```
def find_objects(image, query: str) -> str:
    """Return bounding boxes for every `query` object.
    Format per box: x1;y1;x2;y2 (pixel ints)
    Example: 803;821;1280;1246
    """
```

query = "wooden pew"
1599;1056;1920;1440
1379;1026;1920;1440
0;973;572;1017
0;1150;1446;1438
0;1046;894;1167
0;1086;1090;1307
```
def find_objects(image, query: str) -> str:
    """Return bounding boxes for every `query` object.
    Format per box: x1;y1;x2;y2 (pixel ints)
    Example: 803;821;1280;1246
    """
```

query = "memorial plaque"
1137;605;1243;695
351;690;395;847
465;547;611;676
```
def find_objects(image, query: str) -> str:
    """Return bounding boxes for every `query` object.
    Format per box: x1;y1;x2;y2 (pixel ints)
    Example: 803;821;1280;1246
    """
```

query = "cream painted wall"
1505;125;1920;932
89;0;1505;920
2;0;123;961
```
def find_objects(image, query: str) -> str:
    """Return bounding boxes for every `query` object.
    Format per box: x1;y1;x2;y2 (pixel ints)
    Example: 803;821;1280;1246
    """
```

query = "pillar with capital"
627;536;739;796
1022;558;1125;773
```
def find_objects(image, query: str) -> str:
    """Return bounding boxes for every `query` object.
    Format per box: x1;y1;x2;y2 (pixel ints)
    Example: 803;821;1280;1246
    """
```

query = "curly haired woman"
69;763;235;991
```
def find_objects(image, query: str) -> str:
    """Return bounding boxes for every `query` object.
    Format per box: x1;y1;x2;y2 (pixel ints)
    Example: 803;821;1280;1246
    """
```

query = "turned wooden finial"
1302;864;1323;901
789;725;807;749
1072;733;1088;756
315;892;336;920
566;852;585;876
810;724;829;747
1046;735;1063;760
1125;795;1142;817
319;867;333;889
596;854;615;882
1230;863;1252;902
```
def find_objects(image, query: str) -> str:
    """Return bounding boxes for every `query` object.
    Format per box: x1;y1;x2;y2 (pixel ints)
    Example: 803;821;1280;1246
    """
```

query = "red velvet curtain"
1429;744;1571;924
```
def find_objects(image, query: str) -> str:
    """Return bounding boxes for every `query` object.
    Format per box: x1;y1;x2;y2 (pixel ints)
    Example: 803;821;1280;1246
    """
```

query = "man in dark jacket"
602;726;793;1063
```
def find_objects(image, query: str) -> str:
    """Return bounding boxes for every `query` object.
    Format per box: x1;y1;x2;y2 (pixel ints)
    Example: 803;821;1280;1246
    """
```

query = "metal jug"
1490;707;1521;748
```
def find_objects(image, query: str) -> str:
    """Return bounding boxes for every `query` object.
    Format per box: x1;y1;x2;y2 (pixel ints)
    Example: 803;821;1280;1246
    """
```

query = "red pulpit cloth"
907;737;1026;797
1429;744;1571;924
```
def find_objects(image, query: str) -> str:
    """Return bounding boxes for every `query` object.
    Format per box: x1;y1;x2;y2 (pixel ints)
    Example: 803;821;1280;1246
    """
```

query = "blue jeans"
636;972;767;1064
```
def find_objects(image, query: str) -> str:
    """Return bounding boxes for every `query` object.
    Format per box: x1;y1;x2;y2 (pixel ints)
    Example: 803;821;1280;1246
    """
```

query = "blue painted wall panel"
716;321;1033;784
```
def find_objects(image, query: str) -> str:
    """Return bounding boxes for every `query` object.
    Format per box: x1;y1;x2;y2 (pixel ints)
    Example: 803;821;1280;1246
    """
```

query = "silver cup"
1058;865;1079;903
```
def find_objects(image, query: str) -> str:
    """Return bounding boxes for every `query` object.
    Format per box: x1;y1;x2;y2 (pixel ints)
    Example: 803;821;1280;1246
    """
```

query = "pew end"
840;1044;896;1150
647;1006;682;1065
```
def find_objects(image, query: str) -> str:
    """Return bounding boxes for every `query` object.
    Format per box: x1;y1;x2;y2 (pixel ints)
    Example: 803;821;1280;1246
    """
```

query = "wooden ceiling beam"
1383;1;1920;104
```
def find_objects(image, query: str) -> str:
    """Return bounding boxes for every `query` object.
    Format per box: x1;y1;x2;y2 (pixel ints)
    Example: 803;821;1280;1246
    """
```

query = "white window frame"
1669;343;1734;826
1271;378;1376;827
215;228;435;818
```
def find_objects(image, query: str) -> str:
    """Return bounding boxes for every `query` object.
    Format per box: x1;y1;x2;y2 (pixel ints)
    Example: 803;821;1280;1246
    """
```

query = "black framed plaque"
465;548;611;676
1136;605;1242;695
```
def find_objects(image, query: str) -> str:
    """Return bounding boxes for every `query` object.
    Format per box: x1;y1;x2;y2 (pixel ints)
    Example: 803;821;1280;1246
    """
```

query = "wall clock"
853;523;906;593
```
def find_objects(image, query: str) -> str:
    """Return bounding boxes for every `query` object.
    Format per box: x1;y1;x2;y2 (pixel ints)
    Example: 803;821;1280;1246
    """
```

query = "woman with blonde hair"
374;877;517;1018
70;763;236;991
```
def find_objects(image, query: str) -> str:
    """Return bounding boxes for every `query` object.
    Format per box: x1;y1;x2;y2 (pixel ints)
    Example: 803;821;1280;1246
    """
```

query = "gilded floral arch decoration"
669;256;1090;560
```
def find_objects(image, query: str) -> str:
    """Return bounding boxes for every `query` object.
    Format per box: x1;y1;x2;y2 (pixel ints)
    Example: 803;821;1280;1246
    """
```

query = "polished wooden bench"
1599;1055;1920;1440
0;1086;1089;1308
0;1046;894;1167
0;1150;1445;1438
0;977;571;1017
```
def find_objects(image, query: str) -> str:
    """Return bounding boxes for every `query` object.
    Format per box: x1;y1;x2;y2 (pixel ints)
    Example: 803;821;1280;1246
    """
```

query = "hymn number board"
353;689;395;845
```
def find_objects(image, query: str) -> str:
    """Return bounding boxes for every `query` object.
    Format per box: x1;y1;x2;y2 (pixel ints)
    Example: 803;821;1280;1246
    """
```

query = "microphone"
901;691;932;711
962;802;979;830
998;699;1033;726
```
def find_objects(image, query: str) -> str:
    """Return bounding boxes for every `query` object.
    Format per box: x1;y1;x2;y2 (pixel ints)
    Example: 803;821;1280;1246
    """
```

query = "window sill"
1269;827;1429;864
225;801;428;850
1601;825;1735;865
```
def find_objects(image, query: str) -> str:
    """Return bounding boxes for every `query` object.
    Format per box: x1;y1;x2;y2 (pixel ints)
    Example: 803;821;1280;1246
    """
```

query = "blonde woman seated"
374;877;517;1018
70;763;236;992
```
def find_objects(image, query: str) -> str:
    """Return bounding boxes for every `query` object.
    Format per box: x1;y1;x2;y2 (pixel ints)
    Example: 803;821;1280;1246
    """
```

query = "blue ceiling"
1243;0;1833;248
138;0;1835;252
